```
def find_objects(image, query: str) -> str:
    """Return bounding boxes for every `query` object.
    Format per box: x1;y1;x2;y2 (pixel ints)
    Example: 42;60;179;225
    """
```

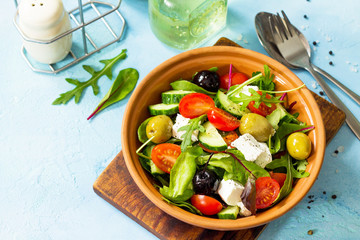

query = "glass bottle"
149;0;228;50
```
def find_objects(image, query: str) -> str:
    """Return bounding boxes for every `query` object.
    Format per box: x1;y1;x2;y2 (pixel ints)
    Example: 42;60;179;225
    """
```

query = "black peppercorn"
329;61;334;65
329;50;333;55
332;194;337;199
313;41;317;46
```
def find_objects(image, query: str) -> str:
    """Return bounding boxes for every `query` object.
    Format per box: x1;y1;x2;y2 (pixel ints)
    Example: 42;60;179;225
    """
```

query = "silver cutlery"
255;12;360;106
269;11;360;140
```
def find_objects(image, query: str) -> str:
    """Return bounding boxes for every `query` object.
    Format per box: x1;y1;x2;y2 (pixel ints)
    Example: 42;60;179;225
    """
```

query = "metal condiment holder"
13;0;126;74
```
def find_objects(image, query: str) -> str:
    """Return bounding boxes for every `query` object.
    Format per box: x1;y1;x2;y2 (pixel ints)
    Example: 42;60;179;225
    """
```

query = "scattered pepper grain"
329;61;334;65
323;191;326;195
329;50;334;55
319;91;324;96
332;194;337;199
313;41;317;46
304;14;308;19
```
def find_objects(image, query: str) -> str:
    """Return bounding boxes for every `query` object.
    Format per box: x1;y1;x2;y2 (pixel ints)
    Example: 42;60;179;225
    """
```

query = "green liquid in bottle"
149;0;228;50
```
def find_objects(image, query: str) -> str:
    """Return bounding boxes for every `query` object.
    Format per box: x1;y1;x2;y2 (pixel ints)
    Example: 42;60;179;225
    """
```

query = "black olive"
193;169;219;195
192;70;220;92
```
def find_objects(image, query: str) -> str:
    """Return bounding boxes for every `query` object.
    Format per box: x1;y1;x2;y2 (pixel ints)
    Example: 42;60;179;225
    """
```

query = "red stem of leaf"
87;82;124;120
280;93;287;101
227;152;257;179
288;101;297;112
227;64;233;91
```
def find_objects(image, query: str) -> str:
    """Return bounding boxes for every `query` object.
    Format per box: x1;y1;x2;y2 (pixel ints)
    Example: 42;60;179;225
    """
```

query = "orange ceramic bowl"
121;46;325;230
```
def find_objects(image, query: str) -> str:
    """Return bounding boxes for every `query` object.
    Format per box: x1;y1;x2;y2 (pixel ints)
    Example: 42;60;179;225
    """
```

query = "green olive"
239;113;274;142
146;115;173;143
286;132;312;160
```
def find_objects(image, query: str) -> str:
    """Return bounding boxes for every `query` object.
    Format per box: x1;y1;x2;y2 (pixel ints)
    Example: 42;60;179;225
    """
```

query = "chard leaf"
273;154;293;204
170;80;217;95
53;49;127;105
87;68;139;119
241;176;256;215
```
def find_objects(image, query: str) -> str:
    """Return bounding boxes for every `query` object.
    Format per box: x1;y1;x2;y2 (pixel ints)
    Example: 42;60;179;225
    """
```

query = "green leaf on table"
52;49;127;105
87;68;139;120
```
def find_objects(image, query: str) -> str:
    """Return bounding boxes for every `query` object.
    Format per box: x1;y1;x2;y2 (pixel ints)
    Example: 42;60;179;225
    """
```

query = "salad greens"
178;115;206;151
159;147;203;202
171;80;217;95
136;64;314;219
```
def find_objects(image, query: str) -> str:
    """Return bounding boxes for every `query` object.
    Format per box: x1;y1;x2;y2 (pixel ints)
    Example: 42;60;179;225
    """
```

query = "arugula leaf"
87;68;139;120
251;65;275;91
178;115;206;152
53;49;127;105
229;88;283;111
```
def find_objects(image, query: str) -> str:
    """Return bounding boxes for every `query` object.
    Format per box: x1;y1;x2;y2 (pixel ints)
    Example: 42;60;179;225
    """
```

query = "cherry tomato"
222;131;239;147
255;177;280;209
207;108;240;131
151;143;181;173
219;72;249;89
199;131;238;153
179;93;215;119
269;171;287;188
190;194;223;215
248;91;276;117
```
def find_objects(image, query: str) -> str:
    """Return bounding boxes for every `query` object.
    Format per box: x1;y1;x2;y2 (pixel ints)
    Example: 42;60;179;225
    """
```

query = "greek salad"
136;65;314;219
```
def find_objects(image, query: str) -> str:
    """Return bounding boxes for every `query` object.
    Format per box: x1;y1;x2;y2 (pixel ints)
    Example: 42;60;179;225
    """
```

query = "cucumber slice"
199;121;227;151
149;103;179;115
216;91;248;117
217;205;240;219
161;90;195;104
143;145;165;175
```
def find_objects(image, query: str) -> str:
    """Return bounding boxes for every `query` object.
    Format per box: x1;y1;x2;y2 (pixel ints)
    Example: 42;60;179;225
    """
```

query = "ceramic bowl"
121;46;325;230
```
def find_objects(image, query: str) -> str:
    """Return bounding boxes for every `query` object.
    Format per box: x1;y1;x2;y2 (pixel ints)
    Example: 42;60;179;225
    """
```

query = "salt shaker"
18;0;72;64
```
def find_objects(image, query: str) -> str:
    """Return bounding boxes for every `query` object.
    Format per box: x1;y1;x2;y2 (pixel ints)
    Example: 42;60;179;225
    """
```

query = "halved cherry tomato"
222;131;239;147
255;177;280;209
219;72;249;89
248;91;276;117
190;194;223;215
269;171;287;188
199;131;239;153
151;143;181;173
179;93;215;119
207;107;240;131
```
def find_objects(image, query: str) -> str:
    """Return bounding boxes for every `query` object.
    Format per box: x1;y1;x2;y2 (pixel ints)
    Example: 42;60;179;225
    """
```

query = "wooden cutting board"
93;38;345;240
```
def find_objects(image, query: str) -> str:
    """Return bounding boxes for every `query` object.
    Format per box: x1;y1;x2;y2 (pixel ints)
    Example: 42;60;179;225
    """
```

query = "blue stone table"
1;0;359;239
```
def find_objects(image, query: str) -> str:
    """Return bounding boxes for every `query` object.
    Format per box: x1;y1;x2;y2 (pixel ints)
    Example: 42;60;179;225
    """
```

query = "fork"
270;11;360;140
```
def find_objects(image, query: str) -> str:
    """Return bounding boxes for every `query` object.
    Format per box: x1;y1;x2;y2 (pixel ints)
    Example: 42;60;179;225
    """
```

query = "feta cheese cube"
217;179;244;206
231;133;272;168
172;114;198;142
